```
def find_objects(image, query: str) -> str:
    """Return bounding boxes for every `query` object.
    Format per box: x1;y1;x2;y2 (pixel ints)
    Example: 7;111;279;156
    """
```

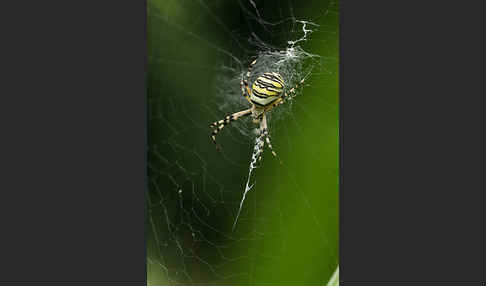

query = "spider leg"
260;76;306;114
210;108;252;149
258;113;282;164
266;97;284;110
257;121;266;162
261;113;277;157
282;75;308;103
241;59;257;104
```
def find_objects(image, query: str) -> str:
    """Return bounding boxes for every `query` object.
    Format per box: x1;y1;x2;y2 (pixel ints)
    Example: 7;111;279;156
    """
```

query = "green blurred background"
147;1;338;285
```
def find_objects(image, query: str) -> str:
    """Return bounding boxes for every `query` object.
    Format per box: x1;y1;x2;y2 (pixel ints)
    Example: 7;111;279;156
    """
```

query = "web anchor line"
232;135;263;230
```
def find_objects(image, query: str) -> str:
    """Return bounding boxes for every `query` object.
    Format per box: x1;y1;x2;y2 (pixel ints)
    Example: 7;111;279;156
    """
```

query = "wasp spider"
210;59;306;160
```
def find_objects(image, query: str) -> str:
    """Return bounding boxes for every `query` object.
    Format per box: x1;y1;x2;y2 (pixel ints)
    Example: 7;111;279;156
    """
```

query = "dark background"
2;0;485;285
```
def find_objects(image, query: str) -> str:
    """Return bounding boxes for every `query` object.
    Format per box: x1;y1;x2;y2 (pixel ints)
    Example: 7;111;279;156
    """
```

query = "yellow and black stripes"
211;57;309;161
250;72;286;107
260;72;284;88
210;109;252;148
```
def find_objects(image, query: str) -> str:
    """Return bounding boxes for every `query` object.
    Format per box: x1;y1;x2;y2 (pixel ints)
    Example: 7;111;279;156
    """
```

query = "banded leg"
260;75;307;113
241;59;258;104
211;108;252;149
258;113;282;164
282;75;308;103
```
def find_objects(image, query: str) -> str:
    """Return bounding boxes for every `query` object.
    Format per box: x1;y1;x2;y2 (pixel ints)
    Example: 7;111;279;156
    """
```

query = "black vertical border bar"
1;0;147;285
341;0;486;285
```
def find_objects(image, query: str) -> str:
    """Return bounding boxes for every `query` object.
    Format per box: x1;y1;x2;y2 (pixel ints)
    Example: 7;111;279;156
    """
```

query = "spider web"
147;1;339;285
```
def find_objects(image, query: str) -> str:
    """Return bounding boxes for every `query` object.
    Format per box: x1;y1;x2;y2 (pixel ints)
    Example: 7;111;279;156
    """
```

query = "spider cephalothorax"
210;59;306;159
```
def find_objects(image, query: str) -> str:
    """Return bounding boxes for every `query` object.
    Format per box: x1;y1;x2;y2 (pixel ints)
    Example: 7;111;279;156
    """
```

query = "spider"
210;59;306;160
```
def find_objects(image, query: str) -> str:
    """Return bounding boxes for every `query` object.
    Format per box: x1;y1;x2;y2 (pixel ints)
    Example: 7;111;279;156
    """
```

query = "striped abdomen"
250;72;285;107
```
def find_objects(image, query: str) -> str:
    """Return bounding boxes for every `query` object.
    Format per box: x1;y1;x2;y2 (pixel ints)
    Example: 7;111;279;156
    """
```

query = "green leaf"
327;266;339;286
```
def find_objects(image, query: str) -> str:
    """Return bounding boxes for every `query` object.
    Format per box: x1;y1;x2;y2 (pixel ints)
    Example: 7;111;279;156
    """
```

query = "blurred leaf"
326;266;339;286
